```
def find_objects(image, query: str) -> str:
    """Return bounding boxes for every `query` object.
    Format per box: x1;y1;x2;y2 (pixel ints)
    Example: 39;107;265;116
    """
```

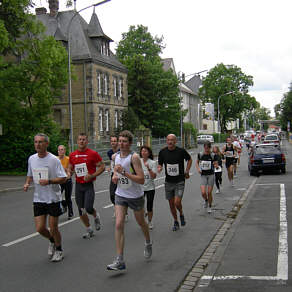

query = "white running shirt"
141;158;157;191
27;152;67;203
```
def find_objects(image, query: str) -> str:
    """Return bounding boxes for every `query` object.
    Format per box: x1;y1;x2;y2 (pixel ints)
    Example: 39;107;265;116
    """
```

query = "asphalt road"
196;140;292;292
0;145;261;292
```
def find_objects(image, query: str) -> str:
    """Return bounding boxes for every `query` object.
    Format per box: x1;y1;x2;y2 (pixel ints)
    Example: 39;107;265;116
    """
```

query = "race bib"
200;161;212;171
215;166;222;173
225;151;233;158
167;164;179;176
32;168;49;184
118;173;132;189
75;163;88;177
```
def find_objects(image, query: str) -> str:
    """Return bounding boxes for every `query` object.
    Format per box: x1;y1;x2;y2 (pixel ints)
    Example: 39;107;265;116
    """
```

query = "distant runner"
69;133;105;239
222;137;237;187
212;145;223;194
158;134;192;231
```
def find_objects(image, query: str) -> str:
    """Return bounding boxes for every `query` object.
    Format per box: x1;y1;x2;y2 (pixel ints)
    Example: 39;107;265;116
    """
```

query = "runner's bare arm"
147;163;157;179
23;176;33;191
185;157;192;178
111;153;119;184
157;164;163;173
84;160;105;181
195;159;202;174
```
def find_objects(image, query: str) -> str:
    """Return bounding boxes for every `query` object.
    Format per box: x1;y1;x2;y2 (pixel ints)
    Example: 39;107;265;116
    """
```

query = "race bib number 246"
167;164;179;176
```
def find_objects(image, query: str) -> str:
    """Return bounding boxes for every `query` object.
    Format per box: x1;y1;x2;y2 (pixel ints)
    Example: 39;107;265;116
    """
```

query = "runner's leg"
34;215;50;239
48;216;61;247
134;208;150;242
168;197;178;221
115;204;127;255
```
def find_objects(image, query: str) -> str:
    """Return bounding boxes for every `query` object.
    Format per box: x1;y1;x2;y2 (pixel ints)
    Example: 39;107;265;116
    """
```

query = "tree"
0;0;68;171
277;82;292;131
198;63;256;132
116;25;181;137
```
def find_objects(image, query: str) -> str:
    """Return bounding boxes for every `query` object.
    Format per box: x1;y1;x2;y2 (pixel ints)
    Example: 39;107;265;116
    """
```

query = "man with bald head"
158;134;192;231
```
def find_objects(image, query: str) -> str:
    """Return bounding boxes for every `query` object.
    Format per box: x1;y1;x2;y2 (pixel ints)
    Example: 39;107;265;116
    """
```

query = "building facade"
36;2;128;143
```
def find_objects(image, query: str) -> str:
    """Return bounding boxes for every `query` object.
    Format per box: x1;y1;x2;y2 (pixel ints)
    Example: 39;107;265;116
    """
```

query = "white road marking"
103;204;114;209
200;183;288;285
2;217;80;247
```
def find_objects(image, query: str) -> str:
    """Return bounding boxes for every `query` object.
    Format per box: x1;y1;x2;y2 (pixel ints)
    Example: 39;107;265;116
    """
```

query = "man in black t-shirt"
158;134;192;231
196;142;218;214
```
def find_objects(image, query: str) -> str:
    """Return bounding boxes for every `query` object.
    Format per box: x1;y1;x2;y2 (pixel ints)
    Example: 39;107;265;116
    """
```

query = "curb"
176;177;258;292
0;186;26;193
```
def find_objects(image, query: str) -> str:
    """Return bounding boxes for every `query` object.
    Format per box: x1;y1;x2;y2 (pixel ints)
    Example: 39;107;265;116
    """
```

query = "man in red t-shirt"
69;133;105;239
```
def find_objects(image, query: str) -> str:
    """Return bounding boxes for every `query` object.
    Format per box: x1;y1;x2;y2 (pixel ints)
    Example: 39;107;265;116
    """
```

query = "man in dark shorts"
158;134;192;231
69;133;105;239
222;137;237;187
24;133;67;262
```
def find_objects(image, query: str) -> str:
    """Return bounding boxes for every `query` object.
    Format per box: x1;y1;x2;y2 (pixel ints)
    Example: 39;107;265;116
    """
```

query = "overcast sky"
37;0;292;116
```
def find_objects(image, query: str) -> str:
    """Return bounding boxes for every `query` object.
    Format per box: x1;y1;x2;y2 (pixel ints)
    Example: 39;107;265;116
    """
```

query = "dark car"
248;144;286;176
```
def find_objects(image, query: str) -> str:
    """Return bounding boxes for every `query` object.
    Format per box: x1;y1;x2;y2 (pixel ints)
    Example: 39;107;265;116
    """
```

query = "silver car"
197;135;214;144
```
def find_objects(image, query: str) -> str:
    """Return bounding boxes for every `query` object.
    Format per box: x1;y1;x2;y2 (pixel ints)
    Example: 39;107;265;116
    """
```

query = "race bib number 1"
167;164;179;176
32;168;49;184
75;163;88;177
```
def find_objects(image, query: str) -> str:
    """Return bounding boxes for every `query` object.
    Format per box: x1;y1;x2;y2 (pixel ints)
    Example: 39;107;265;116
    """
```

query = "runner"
196;142;217;213
140;145;157;230
232;136;240;177
23;133;67;262
212;145;223;194
222;137;237;187
107;135;119;216
69;133;105;239
107;130;152;271
157;134;192;231
58;145;74;220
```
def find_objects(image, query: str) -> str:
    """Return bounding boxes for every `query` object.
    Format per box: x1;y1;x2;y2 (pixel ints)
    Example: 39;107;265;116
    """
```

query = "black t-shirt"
197;152;218;175
224;144;235;161
158;146;191;183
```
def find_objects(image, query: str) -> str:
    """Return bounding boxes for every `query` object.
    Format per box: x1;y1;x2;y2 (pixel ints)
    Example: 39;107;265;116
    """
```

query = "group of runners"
23;130;242;270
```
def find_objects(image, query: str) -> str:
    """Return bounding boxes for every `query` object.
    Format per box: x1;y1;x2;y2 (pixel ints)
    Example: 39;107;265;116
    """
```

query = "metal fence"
73;136;185;163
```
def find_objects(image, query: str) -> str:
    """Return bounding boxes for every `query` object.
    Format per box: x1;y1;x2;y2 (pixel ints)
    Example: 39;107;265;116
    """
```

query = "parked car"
197;135;214;144
248;143;286;176
263;134;280;144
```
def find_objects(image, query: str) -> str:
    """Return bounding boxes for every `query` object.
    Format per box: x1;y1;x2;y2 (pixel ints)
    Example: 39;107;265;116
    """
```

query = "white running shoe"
94;213;101;231
204;201;208;208
48;242;55;258
148;221;154;230
207;207;212;214
51;250;64;262
216;189;220;194
144;242;153;259
82;230;94;239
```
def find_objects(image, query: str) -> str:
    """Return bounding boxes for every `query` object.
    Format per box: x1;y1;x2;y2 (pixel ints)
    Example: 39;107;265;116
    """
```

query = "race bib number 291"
75;163;88;177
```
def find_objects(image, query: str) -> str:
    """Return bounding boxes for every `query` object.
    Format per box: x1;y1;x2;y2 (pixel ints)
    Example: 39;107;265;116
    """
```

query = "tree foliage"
116;25;181;137
276;82;292;131
198;63;257;132
0;0;68;171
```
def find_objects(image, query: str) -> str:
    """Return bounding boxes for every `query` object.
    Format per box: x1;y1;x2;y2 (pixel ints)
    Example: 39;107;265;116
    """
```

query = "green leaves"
199;63;255;132
116;25;180;137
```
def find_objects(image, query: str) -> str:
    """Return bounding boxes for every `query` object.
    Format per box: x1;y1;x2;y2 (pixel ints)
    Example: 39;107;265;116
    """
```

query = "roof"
185;75;202;94
179;83;196;95
161;58;176;75
36;10;126;72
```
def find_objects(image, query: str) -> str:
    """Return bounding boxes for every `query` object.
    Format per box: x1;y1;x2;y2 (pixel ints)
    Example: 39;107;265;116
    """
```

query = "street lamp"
218;91;236;143
67;0;111;151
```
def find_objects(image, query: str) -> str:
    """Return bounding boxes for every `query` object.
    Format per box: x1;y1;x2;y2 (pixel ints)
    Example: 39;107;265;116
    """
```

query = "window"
113;77;117;97
114;110;118;128
99;109;103;132
97;72;101;95
119;79;122;98
203;124;207;130
119;111;123;127
105;109;109;132
104;74;108;95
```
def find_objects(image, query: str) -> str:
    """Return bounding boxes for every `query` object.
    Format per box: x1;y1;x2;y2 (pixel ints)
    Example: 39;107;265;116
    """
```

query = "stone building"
36;1;128;143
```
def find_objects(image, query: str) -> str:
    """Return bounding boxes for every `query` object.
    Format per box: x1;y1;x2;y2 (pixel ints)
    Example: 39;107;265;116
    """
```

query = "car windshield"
255;146;281;154
266;136;278;140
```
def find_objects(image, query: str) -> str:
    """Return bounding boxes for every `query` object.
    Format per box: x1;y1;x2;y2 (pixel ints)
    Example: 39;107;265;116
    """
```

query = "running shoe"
51;250;64;262
82;230;94;239
172;221;180;231
107;259;126;271
216;189;221;194
144;242;153;259
180;215;186;226
48;242;55;258
148;221;154;230
94;213;101;231
207;207;212;214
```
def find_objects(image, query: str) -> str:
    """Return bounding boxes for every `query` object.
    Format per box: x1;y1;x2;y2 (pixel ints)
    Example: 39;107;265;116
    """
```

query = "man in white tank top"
107;130;152;271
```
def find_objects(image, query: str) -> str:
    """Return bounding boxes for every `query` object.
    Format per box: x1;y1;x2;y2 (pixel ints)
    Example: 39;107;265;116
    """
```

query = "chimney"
49;0;59;17
35;7;47;15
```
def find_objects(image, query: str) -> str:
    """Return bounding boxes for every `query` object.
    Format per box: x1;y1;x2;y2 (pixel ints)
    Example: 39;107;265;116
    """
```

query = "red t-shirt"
69;148;102;184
